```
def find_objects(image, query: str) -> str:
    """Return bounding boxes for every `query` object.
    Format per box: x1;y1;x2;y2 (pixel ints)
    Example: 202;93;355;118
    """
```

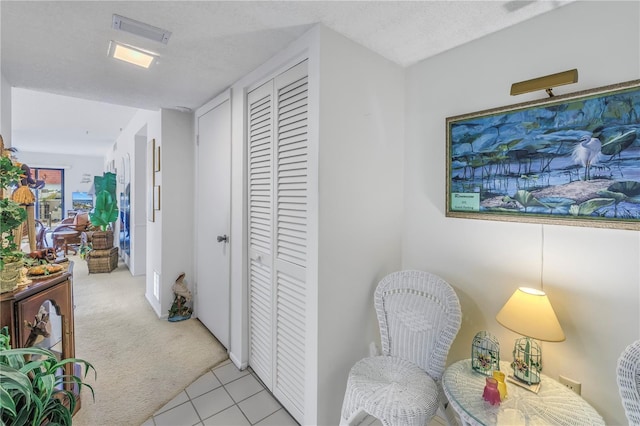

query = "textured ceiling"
1;0;574;156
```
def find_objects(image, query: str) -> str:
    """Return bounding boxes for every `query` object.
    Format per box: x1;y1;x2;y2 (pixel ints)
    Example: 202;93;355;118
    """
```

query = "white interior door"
196;98;231;349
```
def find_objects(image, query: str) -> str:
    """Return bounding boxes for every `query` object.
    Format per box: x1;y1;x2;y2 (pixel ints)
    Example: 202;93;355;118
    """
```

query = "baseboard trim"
229;351;247;370
144;292;162;318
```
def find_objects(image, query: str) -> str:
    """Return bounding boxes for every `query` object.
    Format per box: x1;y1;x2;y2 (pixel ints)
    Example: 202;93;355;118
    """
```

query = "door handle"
217;234;229;243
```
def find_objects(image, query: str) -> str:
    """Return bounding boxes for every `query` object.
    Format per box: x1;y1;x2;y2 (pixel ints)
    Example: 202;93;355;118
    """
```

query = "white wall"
11;150;104;217
108;109;159;278
404;2;639;424
109;109;161;306
1;74;11;146
113;108;194;318
159;108;195;318
316;25;404;424
130;131;147;276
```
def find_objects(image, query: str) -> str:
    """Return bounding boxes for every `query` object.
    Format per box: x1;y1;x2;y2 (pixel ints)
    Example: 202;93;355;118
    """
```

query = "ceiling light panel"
108;41;155;68
112;14;171;44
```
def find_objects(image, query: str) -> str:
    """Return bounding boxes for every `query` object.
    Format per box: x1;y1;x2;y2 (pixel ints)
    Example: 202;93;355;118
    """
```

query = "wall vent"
153;271;160;300
112;14;171;44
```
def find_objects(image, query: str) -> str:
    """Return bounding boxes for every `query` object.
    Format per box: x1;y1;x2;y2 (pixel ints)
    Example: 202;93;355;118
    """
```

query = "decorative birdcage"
511;337;542;384
471;331;500;375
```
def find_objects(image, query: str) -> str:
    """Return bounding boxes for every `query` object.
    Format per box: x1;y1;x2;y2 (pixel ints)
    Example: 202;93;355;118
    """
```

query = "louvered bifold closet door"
248;80;275;387
272;60;308;422
246;60;308;425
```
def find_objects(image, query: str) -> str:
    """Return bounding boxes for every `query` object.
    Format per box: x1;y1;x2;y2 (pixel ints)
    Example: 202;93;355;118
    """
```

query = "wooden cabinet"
0;263;77;406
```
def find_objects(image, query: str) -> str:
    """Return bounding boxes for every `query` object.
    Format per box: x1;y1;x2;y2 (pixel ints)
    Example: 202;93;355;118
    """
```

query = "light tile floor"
142;359;448;426
142;360;298;426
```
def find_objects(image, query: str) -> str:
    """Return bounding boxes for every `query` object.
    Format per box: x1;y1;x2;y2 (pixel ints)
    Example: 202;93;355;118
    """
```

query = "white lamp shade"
496;287;565;342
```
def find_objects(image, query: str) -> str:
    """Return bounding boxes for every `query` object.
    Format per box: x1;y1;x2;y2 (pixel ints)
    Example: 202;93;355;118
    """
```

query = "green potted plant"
88;171;118;250
0;326;95;425
0;156;27;292
0;198;27;265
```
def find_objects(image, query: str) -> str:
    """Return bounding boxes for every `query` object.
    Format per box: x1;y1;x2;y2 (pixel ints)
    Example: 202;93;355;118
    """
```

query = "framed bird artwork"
446;79;640;230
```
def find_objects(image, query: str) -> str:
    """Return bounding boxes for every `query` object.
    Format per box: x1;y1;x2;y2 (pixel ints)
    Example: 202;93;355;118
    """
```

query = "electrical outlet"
559;375;581;395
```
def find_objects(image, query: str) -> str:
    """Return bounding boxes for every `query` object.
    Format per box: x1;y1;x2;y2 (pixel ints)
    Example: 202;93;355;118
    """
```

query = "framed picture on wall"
446;79;640;230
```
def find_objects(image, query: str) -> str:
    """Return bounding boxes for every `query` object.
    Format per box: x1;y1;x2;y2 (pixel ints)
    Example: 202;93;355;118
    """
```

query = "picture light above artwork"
510;69;579;97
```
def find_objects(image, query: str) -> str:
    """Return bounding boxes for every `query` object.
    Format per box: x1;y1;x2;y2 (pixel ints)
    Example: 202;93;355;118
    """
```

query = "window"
32;168;64;226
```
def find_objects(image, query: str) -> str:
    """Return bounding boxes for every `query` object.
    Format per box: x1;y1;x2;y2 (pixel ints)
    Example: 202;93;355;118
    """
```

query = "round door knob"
217;235;229;243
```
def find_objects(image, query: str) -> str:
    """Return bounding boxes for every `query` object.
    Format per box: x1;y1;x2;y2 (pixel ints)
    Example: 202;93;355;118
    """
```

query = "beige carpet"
69;255;228;426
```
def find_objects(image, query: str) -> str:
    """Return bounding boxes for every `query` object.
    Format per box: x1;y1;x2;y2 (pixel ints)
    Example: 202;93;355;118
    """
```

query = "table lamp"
496;287;565;385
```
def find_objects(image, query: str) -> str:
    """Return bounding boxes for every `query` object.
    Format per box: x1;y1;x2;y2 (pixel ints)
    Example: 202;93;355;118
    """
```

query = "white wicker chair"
340;270;462;426
617;340;640;425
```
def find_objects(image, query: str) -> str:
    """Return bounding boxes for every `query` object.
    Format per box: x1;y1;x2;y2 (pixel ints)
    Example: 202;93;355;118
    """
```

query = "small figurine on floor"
168;272;193;322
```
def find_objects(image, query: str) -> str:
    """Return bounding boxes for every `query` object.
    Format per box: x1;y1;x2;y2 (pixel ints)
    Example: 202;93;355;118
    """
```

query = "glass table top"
442;359;605;426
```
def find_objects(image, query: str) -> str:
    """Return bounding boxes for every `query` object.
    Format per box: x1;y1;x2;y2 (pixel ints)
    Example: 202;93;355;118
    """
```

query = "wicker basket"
87;247;118;273
91;230;114;250
1;261;22;293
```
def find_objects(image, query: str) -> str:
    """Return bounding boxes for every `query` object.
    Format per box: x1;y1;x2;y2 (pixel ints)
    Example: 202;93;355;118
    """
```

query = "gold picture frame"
446;79;640;230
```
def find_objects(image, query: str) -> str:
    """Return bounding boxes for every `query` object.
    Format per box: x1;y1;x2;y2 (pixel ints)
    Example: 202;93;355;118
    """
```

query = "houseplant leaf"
0;157;28;273
0;332;95;426
89;172;118;231
0;385;18;418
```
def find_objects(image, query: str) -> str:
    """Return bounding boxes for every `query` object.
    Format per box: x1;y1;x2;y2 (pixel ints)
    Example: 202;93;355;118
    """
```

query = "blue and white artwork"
446;80;640;229
72;191;93;211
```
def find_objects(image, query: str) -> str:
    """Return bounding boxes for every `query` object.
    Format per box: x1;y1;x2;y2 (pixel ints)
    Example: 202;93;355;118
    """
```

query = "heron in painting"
572;134;602;180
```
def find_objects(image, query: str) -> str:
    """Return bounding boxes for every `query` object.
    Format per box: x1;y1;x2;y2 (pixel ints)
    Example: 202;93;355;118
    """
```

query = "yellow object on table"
493;370;508;400
11;186;36;252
